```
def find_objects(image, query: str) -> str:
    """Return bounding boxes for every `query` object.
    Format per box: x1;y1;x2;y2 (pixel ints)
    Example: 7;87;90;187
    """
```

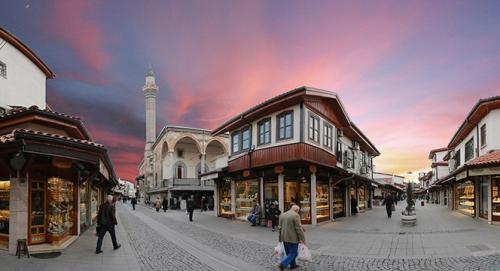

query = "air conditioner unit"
337;129;343;138
353;141;360;150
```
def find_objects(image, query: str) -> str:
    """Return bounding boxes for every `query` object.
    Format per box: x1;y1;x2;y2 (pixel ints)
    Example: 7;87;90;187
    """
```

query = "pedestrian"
383;193;394;218
131;197;137;210
248;199;262;226
426;194;430;204
95;195;121;254
162;197;168;212
394;195;399;206
278;205;306;270
187;195;195;222
351;195;358;215
200;196;206;212
154;197;161;212
268;202;281;232
173;197;177;210
208;196;214;211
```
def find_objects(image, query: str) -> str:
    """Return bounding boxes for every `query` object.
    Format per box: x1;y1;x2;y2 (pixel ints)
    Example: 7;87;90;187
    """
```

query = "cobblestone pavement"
128;204;500;271
118;207;214;271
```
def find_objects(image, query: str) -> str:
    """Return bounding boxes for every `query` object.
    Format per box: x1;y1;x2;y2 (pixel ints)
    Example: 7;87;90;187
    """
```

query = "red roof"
466;150;500;167
428;147;448;159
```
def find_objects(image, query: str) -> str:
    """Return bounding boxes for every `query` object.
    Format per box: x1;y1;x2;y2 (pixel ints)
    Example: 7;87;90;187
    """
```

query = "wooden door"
29;180;47;244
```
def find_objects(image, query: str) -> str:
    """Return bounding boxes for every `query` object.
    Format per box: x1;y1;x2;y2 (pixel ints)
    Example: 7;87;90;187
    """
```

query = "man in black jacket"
187;195;195;222
96;195;121;254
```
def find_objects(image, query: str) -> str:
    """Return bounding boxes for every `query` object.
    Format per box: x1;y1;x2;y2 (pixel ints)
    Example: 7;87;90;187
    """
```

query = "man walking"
130;197;137;210
383;193;395;218
278;205;305;270
187;195;195;222
96;195;121;254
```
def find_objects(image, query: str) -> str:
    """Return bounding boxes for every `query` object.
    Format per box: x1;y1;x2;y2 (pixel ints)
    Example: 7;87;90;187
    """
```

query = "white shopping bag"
273;242;287;265
297;243;312;262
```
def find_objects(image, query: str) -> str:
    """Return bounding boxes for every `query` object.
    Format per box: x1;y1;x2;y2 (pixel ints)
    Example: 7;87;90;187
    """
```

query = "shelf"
492;212;500;216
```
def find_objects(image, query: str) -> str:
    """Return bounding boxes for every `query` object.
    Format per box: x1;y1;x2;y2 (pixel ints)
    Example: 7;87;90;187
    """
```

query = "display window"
218;181;232;217
454;180;475;217
285;180;311;223
264;181;278;218
316;181;329;222
332;185;345;218
0;181;9;239
47;177;75;242
91;187;99;224
79;182;89;231
358;184;366;211
235;179;259;220
492;176;500;221
479;177;489;219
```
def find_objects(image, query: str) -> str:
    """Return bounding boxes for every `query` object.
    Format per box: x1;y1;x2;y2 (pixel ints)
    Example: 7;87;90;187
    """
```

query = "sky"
1;0;499;182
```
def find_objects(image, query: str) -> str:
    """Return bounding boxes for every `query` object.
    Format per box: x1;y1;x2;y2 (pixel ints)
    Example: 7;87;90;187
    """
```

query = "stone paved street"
2;202;500;270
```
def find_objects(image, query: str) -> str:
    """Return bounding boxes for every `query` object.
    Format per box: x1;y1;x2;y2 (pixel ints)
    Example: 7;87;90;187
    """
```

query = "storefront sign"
309;165;317;173
469;167;500;176
99;160;109;179
274;165;284;174
200;172;218;181
52;157;72;169
456;171;467;181
243;170;251;177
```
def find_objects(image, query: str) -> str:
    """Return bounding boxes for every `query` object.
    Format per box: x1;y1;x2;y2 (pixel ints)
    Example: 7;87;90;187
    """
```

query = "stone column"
167;151;174;186
311;173;317;225
259;177;264;210
346;184;351;217
201;154;206;187
475;177;480;219
8;177;28;255
278;174;284;212
231;180;236;214
214;181;219;217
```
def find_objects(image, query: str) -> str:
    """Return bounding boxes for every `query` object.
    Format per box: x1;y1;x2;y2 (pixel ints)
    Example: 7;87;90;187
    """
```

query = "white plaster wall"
0;38;46;108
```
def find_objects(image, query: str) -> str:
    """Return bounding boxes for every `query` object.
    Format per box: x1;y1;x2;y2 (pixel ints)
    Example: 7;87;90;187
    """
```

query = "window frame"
336;141;343;163
231;125;252;155
464;138;474;162
241;126;251;151
308;113;320;143
257;118;271;146
231;131;240;154
323;122;333;150
455;149;461;168
0;61;6;79
276;110;294;141
480;124;486;147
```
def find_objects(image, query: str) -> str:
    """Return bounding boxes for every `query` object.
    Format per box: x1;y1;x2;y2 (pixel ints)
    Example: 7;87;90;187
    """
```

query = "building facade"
431;96;500;224
202;87;380;225
372;172;405;205
0;27;117;255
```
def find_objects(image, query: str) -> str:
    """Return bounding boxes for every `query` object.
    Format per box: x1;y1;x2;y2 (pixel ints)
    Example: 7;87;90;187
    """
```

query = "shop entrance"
0;180;10;244
284;180;311;224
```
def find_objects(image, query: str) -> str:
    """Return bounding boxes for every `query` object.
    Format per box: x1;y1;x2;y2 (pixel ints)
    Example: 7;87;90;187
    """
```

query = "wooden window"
465;138;474;162
258;118;271;145
0;61;6;78
323;122;333;149
480;124;486;147
231;131;240;153
176;165;184;178
455;149;461;168
242;127;251;150
277;111;293;141
336;141;342;162
308;114;320;143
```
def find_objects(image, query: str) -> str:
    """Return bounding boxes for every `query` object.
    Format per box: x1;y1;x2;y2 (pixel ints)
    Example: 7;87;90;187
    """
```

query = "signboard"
469;167;500;176
99;159;109;179
456;170;467;181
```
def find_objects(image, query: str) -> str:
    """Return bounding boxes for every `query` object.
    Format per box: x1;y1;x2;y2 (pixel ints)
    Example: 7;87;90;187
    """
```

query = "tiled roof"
1;106;81;120
466;150;500;167
0;129;103;148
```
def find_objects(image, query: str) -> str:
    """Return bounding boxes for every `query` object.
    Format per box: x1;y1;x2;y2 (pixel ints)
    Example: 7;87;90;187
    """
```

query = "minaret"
143;66;158;191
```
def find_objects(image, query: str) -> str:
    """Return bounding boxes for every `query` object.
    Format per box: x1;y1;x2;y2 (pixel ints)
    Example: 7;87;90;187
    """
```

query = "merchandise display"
219;181;232;215
455;181;475;216
30;180;46;244
0;181;9;235
47;177;74;238
285;181;311;223
91;188;98;223
332;186;345;218
316;182;329;221
235;180;259;219
492;177;500;221
358;185;366;211
79;182;89;229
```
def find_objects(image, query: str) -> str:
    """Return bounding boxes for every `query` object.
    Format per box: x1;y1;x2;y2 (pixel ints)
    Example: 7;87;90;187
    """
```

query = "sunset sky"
1;1;499;181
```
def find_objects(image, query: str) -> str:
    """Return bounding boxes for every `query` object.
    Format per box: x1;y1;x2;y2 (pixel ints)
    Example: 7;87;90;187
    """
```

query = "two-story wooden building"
202;87;380;225
433;96;500;224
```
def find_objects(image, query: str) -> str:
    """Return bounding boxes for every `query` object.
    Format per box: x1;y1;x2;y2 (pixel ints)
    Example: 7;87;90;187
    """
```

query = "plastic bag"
297;243;312;262
273;242;286;265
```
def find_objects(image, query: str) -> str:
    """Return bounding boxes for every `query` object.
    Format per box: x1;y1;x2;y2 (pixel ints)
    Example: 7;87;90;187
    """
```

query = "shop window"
323;122;333;149
358;184;366;211
264;181;279;218
277;111;293;141
492;176;500;221
479;177;489;219
454;150;461;168
285;180;311;223
47;177;74;242
308;114;320;143
480;124;486;147
258;118;271;145
332;185;345;218
91;188;99;224
218;181;232;217
454;180;475;217
316;182;329;222
79;182;89;231
235;180;259;220
0;181;9;236
464;138;474;162
30;180;46;244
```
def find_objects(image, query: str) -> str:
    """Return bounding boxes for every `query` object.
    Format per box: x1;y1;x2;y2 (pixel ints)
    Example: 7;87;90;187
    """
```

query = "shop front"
331;183;345;218
454;180;475;217
0;180;9;246
492;176;500;222
315;179;329;223
218;180;232;218
235;179;260;220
